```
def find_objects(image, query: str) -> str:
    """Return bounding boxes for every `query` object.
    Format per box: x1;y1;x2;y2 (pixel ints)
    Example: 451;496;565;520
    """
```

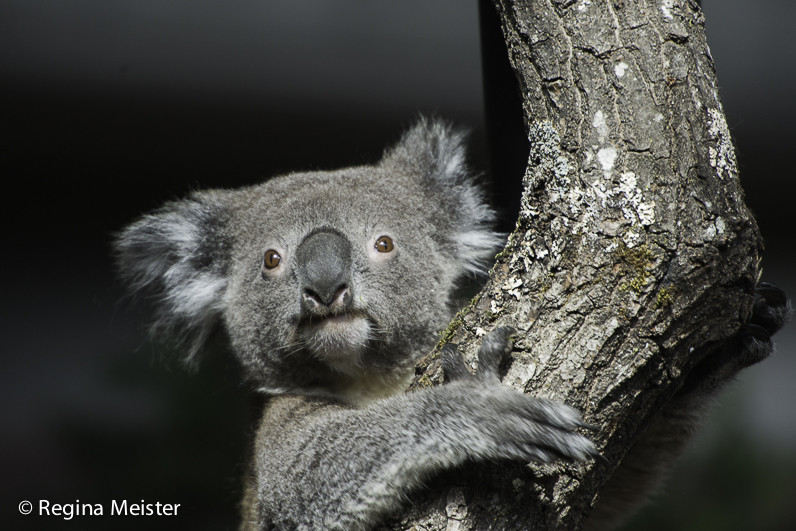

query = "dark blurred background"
1;1;793;530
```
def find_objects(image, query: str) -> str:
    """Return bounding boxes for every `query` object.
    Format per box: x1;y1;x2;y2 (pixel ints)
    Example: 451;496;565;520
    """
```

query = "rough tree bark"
378;0;761;530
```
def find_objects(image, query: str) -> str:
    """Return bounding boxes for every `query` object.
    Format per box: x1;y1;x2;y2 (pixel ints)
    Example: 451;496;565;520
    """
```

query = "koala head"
116;118;502;401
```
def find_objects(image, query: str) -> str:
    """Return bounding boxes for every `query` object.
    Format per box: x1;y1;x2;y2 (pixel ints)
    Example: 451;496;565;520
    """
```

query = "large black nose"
295;230;353;312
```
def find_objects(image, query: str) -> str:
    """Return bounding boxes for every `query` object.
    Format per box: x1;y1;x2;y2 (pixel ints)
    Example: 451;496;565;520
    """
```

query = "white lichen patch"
503;276;524;300
503;276;524;290
617;172;656;226
597;147;617;177
585;171;655;248
614;62;629;78
636;203;656;226
520;120;656;256
555;156;570;180
707;108;738;180
578;0;592;12
704;217;726;241
622;228;643;248
661;0;674;20
705;224;716;240
524;121;570;189
525;121;580;223
593;110;609;142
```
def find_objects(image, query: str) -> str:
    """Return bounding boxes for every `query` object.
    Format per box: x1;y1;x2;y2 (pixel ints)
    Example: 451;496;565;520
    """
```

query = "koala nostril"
332;286;351;309
302;284;350;311
302;289;324;309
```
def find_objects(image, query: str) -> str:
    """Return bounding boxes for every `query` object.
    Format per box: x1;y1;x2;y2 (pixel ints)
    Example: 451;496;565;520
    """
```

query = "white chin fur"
302;315;372;375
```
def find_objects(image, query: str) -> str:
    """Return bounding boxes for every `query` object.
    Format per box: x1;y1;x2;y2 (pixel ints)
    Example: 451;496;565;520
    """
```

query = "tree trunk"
379;0;761;529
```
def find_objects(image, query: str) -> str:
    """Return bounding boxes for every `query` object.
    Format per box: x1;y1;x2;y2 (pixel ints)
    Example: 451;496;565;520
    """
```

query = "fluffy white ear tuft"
380;116;470;185
115;195;229;364
453;229;506;277
381;117;506;276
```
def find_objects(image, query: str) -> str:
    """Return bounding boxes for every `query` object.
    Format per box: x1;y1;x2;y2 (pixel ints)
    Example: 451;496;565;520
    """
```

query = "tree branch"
381;1;761;529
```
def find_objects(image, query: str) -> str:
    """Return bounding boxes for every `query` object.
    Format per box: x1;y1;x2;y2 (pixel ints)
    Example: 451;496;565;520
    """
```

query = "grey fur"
115;195;231;364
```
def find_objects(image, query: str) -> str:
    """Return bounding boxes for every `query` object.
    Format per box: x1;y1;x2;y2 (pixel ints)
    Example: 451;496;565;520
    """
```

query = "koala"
115;118;599;530
116;117;791;530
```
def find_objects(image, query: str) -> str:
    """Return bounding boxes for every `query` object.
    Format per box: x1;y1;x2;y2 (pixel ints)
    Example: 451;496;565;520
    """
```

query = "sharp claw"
755;283;788;307
490;326;516;346
442;343;458;353
741;323;771;342
594;452;610;465
440;343;473;382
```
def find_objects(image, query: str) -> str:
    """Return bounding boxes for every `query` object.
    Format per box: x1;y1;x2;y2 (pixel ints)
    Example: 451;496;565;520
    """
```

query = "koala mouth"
317;313;354;324
299;312;374;374
301;309;369;328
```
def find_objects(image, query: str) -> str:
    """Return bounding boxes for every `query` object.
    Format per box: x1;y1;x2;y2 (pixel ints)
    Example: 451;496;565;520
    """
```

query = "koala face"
116;118;502;402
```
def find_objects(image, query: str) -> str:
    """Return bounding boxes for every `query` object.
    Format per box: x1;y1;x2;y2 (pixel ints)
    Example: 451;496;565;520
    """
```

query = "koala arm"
584;283;792;531
242;329;598;531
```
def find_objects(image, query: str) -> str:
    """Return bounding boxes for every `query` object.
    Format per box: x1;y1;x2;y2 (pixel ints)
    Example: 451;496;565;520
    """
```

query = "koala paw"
748;282;792;337
440;326;515;383
678;282;791;399
439;327;598;464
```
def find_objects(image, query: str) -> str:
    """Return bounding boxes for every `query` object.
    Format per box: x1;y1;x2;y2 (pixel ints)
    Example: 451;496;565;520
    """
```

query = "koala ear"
115;193;229;365
380;117;505;275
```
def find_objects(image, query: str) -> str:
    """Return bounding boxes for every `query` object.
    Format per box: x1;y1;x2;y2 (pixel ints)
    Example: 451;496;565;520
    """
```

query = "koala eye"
374;236;394;253
263;249;282;270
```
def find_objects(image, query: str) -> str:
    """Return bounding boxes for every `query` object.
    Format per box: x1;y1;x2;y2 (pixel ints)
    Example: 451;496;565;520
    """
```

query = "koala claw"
751;282;792;334
756;282;788;307
741;323;771;342
440;343;473;382
477;326;515;380
441;327;516;382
